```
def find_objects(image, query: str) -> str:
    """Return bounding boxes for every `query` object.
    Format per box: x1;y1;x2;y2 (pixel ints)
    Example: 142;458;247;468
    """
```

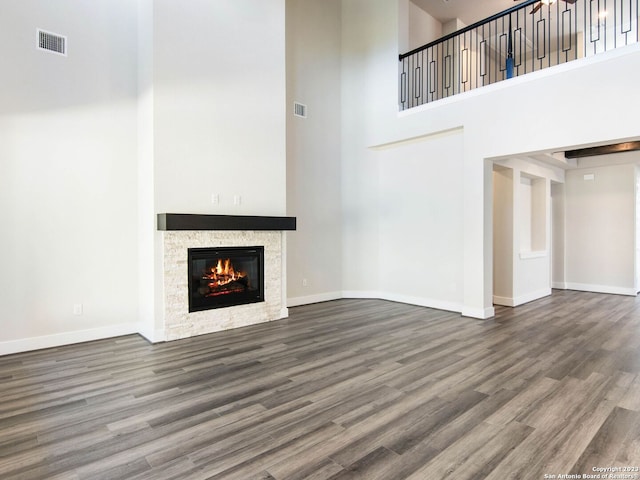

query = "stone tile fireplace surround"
158;214;296;341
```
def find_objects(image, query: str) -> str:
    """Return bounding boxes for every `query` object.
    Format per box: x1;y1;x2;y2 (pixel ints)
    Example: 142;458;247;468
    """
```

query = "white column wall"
152;0;287;217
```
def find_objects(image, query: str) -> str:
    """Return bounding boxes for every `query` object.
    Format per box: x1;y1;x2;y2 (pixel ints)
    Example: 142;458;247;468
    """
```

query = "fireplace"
158;214;295;341
188;246;264;312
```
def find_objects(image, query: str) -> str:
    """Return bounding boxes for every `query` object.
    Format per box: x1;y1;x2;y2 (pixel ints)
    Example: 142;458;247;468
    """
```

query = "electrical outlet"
233;195;242;206
302;278;308;287
211;193;220;205
73;304;83;315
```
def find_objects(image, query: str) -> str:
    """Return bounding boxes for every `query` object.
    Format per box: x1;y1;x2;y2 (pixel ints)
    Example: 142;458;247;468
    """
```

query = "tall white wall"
3;0;640;355
1;0;289;353
564;163;637;295
286;0;343;305
340;0;393;295
341;0;640;317
0;1;140;354
152;0;287;217
137;0;158;341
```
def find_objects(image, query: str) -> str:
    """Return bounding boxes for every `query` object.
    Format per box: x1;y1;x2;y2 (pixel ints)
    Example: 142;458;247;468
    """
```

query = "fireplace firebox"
188;246;264;312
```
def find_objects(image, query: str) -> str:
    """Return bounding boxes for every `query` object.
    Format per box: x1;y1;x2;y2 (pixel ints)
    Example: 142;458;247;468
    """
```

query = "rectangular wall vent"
293;102;307;118
37;29;67;56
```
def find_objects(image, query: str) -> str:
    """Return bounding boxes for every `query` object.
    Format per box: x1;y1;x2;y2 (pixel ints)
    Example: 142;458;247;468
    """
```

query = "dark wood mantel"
157;213;296;231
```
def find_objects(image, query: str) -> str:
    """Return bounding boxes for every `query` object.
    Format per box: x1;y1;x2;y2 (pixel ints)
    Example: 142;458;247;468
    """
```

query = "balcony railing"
399;0;639;110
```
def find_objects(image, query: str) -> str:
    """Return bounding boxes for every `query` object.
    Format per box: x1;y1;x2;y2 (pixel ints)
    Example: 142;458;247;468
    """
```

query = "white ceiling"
411;0;523;26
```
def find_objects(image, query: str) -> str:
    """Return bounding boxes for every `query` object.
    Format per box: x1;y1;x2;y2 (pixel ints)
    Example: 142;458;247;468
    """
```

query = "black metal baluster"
431;48;436;102
399;59;406;110
557;1;560;66
397;0;631;109
604;0;608;51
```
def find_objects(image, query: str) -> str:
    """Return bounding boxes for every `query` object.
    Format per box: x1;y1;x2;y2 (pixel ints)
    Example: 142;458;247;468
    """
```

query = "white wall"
408;1;442;50
564;163;637;295
513;173;551;305
530;177;547;252
340;0;640;317
377;130;464;311
340;0;392;295
519;177;533;252
493;167;514;302
0;0;140;354
152;0;287;217
442;19;465;36
137;0;158;342
286;0;343;305
4;0;640;354
1;0;289;353
636;166;640;293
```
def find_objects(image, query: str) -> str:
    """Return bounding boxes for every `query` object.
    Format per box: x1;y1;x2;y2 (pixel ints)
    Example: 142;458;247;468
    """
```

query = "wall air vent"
37;29;67;56
293;102;307;118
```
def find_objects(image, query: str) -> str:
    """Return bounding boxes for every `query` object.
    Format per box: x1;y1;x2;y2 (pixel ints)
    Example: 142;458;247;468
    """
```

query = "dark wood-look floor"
2;292;640;479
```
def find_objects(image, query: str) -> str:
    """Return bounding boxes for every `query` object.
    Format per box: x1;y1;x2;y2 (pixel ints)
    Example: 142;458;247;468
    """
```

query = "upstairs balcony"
399;0;639;110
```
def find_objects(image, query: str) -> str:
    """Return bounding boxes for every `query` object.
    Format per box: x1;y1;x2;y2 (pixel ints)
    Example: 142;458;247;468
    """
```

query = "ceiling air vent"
293;102;307;118
37;29;67;56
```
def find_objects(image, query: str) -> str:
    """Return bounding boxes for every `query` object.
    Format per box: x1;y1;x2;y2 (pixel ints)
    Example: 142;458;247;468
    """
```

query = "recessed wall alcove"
492;160;552;308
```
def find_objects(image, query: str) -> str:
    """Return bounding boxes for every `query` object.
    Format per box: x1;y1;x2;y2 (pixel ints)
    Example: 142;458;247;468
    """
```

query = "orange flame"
203;258;246;290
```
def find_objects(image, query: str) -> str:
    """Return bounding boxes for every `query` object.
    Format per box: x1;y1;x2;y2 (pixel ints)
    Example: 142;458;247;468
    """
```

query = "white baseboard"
493;295;515;307
564;283;637;296
493;288;551;307
0;322;142;356
341;290;383;300
377;292;463;314
137;326;166;344
296;289;492;318
461;306;495;319
287;291;343;307
552;282;567;289
518;288;552;305
342;290;464;315
2;288;500;356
